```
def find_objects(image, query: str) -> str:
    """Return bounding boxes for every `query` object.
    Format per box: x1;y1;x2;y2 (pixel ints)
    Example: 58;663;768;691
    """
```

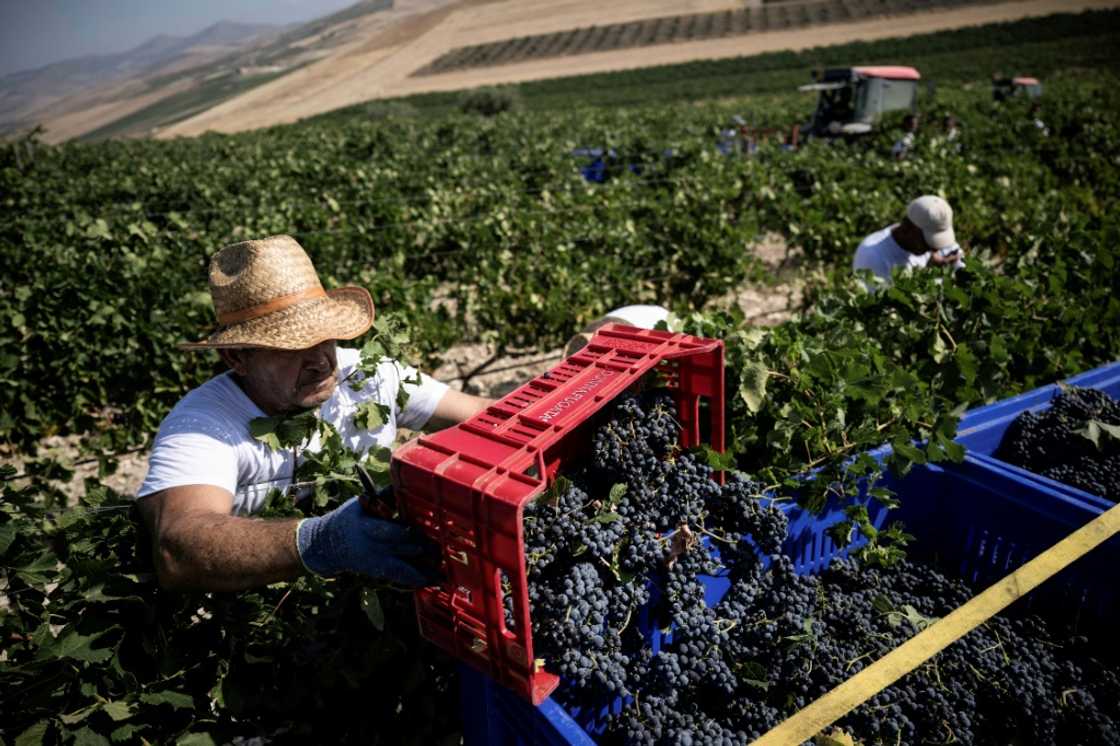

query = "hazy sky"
0;0;362;77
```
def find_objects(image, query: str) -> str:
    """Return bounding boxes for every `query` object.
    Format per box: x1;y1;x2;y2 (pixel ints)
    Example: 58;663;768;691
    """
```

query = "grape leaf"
361;588;385;631
140;691;195;710
102;701;135;722
739;362;769;414
1076;420;1120;449
36;628;112;663
353;401;387;431
0;520;17;556
248;416;283;451
72;727;111;746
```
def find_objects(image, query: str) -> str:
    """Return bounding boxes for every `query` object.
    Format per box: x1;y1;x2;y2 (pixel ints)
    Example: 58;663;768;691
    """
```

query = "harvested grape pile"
519;391;1120;745
996;387;1120;501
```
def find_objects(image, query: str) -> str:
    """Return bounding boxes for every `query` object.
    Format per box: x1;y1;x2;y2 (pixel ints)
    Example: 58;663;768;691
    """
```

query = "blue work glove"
296;497;442;588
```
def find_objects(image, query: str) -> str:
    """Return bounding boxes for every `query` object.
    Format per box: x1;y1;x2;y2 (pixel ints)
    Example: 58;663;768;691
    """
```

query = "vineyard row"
413;0;993;77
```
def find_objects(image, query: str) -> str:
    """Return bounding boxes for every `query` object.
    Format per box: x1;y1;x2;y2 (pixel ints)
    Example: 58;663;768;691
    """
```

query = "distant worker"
1028;103;1049;137
891;114;920;160
942;114;960;142
780;125;799;152
992;73;1011;103
565;305;670;357
933;114;961;155
733;115;756;156
719;123;737;155
853;195;964;287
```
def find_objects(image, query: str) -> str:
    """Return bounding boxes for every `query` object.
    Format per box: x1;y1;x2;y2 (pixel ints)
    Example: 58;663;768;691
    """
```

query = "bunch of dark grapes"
707;474;788;558
591;390;680;481
622;554;1119;745
997;386;1120;500
522;390;785;720
520;389;1120;745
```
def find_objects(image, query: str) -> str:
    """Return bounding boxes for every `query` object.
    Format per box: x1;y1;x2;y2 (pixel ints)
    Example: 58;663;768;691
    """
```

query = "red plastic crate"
391;324;725;704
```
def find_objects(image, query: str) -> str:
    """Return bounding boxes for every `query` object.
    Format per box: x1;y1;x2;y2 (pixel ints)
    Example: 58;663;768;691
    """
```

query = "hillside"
8;0;1119;142
0;1;400;144
155;0;1120;138
0;21;279;138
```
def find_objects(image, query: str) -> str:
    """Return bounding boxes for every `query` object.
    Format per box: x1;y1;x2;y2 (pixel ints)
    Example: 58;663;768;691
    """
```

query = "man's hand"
296;497;442;587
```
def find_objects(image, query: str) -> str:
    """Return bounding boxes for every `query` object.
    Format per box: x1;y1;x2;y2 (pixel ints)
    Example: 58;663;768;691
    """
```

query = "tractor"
800;66;921;137
992;76;1042;102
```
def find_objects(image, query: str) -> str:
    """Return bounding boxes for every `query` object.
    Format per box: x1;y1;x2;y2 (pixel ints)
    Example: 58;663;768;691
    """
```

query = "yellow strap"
752;500;1120;746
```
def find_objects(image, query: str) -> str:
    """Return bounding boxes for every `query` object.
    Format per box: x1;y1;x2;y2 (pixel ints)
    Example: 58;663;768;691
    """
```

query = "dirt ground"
158;0;1120;138
1;435;149;504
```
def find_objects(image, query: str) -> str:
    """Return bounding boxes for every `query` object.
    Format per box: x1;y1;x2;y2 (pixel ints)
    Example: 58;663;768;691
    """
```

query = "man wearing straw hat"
134;235;492;592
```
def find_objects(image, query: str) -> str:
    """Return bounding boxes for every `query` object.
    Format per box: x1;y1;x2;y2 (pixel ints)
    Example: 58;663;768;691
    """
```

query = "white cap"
906;195;956;251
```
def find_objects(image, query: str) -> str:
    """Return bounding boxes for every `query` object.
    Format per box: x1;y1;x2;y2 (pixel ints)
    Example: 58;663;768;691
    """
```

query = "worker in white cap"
852;195;964;286
891;114;921;160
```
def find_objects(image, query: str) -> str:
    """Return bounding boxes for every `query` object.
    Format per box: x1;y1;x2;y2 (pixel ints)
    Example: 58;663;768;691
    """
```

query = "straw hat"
180;235;374;351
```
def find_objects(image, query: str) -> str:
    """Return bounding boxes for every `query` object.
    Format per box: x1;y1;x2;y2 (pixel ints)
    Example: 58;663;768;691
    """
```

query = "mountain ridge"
0;20;280;131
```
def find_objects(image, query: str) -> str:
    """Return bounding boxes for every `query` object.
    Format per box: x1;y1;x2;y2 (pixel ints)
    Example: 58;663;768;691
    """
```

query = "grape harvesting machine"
800;66;922;137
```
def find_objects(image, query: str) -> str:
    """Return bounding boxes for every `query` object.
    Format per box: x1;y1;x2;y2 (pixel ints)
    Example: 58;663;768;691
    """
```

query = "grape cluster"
519;390;1120;745
521;390;787;710
997;386;1120;500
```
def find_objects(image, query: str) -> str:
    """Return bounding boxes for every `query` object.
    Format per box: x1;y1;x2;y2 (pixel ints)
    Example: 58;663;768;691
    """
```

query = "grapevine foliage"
3;70;1120;464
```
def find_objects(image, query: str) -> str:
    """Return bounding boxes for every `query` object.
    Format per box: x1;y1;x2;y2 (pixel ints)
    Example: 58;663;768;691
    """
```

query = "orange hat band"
217;286;327;325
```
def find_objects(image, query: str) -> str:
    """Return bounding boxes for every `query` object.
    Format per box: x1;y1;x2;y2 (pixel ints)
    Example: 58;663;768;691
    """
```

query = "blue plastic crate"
953;360;1120;509
886;460;1118;622
461;665;598;746
461;456;1119;745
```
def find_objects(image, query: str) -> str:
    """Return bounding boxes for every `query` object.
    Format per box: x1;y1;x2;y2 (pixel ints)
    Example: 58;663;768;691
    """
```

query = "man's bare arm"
136;485;302;592
424;388;494;431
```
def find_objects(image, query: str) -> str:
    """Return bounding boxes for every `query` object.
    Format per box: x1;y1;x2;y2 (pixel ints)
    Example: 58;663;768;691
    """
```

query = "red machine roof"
1013;77;1040;86
853;66;921;81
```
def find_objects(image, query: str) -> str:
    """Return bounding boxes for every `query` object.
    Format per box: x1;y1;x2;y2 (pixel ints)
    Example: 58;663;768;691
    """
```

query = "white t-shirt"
138;348;448;515
602;305;670;329
891;132;916;159
852;225;930;285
